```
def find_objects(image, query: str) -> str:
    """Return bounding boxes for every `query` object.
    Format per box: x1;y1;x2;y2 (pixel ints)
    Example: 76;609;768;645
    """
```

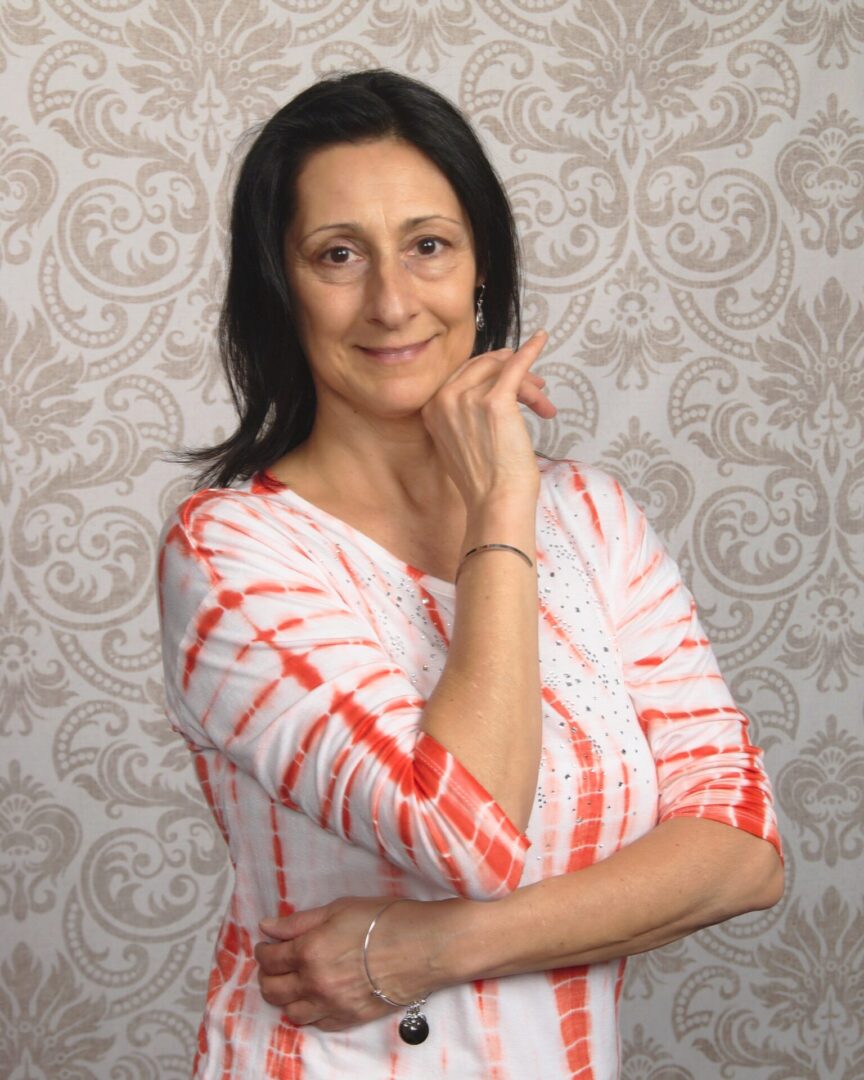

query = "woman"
158;69;782;1079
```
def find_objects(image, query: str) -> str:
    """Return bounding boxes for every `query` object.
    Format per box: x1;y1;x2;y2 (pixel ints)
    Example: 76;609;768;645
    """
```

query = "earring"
475;284;486;332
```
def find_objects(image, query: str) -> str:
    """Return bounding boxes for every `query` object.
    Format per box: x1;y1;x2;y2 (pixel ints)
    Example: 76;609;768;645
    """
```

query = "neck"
281;401;461;514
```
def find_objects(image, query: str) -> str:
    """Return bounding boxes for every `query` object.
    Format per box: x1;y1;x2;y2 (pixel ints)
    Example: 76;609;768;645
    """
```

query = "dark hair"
184;68;522;489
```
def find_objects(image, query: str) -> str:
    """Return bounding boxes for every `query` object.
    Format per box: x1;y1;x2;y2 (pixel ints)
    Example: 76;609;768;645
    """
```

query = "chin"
373;397;431;420
369;372;451;412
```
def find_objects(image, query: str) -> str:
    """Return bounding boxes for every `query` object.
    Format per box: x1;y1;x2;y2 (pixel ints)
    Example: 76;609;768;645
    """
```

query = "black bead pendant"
399;1009;429;1045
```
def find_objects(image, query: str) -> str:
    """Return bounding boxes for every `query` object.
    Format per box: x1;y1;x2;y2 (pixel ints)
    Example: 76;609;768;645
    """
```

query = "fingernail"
260;918;277;931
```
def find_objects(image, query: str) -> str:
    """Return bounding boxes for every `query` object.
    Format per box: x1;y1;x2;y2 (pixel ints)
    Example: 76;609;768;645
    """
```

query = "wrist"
462;497;537;554
456;543;534;584
465;484;538;517
426;898;486;990
369;898;481;1001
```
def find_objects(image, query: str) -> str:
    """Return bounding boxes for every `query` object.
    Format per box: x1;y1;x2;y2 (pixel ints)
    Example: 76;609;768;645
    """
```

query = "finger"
450;331;546;401
255;939;298;976
495;330;548;391
527;393;557;420
516;385;557;419
259;972;303;1007
440;347;515;391
260;906;330;941
486;358;544;382
514;371;545;392
476;359;545;387
282;999;330;1027
516;367;556;414
516;371;548;402
438;334;547;399
315;1017;354;1032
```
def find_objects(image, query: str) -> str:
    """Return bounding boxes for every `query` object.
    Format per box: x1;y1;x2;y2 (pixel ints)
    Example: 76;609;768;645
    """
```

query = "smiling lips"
358;337;433;364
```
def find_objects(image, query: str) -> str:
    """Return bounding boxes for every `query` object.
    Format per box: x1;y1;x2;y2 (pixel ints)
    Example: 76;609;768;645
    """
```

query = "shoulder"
156;477;339;637
158;474;318;581
537;453;622;492
537;454;633;526
536;454;654;582
162;471;301;544
162;481;269;545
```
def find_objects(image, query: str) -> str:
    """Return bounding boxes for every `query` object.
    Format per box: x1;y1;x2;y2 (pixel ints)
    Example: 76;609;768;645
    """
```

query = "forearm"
421;495;541;831
256;818;783;1029
395;818;783;995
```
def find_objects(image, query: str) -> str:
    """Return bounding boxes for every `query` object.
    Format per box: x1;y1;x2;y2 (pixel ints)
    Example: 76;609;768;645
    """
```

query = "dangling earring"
475;284;486;332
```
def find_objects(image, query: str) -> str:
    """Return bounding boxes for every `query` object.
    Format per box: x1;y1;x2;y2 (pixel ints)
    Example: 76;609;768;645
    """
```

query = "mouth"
357;337;433;364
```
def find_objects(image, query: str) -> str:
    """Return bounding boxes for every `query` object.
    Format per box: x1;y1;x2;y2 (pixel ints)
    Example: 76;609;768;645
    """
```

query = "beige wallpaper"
1;2;862;1077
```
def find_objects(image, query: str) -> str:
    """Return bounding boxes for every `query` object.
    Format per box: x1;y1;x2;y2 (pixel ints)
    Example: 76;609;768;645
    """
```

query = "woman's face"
283;138;479;423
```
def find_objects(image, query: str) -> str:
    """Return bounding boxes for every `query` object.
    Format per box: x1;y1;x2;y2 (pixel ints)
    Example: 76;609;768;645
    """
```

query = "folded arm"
256;815;782;1029
256;468;783;1027
159;487;541;900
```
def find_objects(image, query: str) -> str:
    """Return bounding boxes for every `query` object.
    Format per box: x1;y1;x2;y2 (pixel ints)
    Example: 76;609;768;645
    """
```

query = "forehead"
291;138;467;230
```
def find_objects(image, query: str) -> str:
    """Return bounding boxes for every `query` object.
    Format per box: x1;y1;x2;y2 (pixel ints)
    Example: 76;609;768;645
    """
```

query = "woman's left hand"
255;896;444;1031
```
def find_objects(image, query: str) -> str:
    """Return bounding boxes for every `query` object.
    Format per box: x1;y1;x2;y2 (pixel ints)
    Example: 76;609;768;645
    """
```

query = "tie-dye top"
157;456;780;1080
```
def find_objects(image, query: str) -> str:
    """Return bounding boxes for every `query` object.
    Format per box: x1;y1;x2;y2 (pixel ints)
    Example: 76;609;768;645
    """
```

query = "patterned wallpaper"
1;2;862;1077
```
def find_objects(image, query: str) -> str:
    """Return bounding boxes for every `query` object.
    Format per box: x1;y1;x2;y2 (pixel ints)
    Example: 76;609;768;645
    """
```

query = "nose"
365;254;419;329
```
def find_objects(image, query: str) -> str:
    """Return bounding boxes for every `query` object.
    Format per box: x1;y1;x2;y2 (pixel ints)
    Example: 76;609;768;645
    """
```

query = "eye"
322;245;357;264
415;236;445;256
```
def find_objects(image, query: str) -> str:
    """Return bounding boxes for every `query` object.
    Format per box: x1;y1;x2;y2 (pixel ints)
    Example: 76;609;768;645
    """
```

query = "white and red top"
157;457;780;1080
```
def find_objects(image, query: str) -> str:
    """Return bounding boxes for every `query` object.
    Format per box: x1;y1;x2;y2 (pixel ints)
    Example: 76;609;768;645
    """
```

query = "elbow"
408;738;530;900
446;844;528;901
670;817;785;923
467;866;524;902
419;821;529;900
752;844;785;910
727;837;784;917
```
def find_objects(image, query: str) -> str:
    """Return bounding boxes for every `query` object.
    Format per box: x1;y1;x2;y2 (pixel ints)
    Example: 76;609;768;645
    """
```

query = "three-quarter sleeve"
603;475;782;857
157;490;530;900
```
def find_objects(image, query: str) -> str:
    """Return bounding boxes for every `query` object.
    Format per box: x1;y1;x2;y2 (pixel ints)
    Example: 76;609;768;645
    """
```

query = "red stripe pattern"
158;459;780;1078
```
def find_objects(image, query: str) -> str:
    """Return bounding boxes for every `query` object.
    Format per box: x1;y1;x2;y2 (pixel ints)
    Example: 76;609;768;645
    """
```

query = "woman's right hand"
420;330;552;509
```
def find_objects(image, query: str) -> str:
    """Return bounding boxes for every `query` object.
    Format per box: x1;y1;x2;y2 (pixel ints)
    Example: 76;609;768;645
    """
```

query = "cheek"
455;293;478;336
292;285;349;345
437;275;477;323
287;300;333;377
446;304;480;362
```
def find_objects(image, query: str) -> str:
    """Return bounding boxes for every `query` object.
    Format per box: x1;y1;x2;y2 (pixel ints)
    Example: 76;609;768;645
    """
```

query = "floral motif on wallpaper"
0;594;70;738
777;94;864;258
0;761;81;921
776;713;864;866
0;944;113;1080
779;0;864;69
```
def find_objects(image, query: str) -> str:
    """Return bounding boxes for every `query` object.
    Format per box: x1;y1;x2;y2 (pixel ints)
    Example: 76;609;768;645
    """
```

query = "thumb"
259;904;331;941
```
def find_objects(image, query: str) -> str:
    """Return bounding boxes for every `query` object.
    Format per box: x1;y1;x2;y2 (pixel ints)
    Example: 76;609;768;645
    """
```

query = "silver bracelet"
362;900;429;1045
455;542;534;583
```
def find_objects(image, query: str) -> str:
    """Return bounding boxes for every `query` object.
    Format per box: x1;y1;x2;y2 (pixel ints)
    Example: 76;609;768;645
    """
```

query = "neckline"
255;470;457;595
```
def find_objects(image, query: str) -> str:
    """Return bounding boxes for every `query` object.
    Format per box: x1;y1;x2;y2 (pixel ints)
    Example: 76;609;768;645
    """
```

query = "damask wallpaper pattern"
1;2;862;1077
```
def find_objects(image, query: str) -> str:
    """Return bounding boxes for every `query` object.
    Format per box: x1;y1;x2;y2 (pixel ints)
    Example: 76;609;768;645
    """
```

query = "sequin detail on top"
157;458;781;1079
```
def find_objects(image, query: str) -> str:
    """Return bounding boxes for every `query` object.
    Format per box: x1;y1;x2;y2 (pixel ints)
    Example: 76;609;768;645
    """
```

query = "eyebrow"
299;215;465;243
